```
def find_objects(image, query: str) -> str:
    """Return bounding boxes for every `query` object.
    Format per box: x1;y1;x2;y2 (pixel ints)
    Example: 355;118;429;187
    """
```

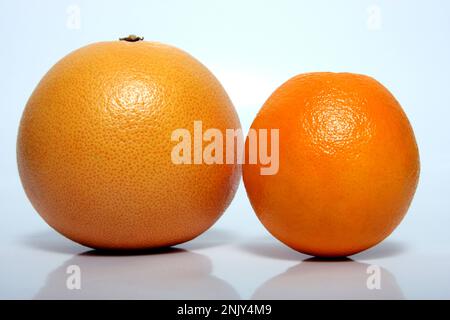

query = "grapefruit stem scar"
119;35;144;42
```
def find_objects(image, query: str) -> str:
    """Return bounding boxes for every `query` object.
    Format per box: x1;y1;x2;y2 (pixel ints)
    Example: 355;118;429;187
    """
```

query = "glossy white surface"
1;0;450;300
1;178;449;300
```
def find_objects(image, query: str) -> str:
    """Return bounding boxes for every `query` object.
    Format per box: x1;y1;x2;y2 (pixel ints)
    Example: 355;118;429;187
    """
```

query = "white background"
1;0;450;299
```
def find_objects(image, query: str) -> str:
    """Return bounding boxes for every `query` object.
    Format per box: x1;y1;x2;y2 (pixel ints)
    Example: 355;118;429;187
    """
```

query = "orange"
243;72;420;257
17;36;241;250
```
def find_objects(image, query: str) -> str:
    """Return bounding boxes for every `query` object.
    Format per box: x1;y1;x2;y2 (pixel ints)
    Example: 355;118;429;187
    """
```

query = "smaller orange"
243;72;420;257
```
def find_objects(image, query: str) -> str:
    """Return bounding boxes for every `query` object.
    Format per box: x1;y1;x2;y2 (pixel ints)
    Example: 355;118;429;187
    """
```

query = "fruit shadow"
21;229;239;299
239;236;409;261
239;237;407;299
20;228;236;255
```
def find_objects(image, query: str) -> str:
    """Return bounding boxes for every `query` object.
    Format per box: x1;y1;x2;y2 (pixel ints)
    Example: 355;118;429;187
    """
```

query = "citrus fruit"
17;36;241;250
243;72;420;257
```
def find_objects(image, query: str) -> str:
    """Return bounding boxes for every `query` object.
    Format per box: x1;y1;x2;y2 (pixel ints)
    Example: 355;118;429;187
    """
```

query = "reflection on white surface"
2;228;450;299
252;258;403;300
34;248;240;300
26;232;402;300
